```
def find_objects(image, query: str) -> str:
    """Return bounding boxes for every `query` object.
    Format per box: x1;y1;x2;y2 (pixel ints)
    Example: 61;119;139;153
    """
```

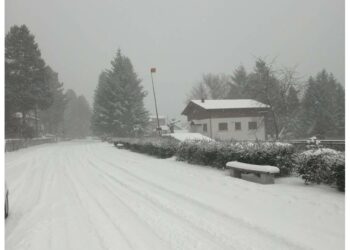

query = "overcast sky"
6;0;344;120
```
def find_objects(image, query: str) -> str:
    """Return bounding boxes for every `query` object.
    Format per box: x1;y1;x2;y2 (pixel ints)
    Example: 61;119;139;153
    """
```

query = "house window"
235;122;241;130
218;122;228;131
203;124;207;132
248;121;257;130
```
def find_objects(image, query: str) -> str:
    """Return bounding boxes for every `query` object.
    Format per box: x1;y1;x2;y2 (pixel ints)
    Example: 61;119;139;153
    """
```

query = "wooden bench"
226;161;280;184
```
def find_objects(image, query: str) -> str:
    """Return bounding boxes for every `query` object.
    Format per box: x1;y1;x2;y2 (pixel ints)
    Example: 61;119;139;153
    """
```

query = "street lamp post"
150;67;161;136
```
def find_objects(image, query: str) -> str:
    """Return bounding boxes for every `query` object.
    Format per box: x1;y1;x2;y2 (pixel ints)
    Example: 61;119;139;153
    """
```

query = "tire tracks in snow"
82;144;227;250
6;149;58;249
86;158;232;250
65;147;137;250
88;146;307;250
61;152;111;250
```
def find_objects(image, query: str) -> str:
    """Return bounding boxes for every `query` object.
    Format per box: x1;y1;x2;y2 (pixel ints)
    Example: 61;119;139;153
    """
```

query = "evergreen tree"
63;89;92;138
92;50;149;137
244;59;283;139
300;70;343;138
242;59;302;139
39;66;66;136
334;84;345;137
227;65;248;99
91;72;113;135
76;96;92;137
283;86;301;138
5;25;52;137
286;86;299;115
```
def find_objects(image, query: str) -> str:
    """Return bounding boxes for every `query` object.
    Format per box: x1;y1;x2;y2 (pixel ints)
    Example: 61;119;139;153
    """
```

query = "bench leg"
260;173;274;184
231;169;242;178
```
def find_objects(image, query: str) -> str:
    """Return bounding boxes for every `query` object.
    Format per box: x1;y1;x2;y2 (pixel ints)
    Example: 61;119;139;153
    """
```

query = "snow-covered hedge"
295;148;345;191
114;137;179;158
114;138;344;190
176;140;295;176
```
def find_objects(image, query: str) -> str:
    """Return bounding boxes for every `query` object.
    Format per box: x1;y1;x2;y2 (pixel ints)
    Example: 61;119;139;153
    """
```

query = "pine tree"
334;84;345;137
91;72;113;135
5;25;52;137
284;86;301;138
286;86;299;115
92;50;149;137
300;70;343;138
76;96;92;137
227;65;248;99
63;89;92;138
39;66;66;136
244;59;283;139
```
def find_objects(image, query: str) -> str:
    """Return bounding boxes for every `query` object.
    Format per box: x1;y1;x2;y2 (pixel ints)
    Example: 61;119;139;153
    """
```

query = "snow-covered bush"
176;140;219;165
176;140;295;176
295;148;345;191
334;163;345;192
114;137;179;158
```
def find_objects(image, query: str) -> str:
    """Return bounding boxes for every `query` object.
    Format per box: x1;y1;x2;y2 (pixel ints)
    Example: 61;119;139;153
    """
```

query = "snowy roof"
164;132;213;142
190;99;269;110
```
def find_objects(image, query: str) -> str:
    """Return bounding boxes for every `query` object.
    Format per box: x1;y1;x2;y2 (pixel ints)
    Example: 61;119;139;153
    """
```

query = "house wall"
191;116;266;141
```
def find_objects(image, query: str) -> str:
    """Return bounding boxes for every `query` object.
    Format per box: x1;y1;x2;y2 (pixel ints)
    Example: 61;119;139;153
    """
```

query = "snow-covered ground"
5;140;344;250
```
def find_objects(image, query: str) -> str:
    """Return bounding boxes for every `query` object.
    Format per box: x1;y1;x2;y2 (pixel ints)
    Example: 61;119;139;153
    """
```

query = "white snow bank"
164;132;213;142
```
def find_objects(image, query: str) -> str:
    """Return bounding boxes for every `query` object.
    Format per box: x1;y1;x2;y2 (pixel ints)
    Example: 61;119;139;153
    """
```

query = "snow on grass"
5;141;344;250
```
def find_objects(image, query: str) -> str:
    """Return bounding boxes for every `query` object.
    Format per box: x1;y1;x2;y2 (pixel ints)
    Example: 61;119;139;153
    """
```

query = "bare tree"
186;73;230;102
244;58;302;140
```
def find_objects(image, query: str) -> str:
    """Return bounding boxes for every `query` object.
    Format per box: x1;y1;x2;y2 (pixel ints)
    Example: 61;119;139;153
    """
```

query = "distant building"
181;99;270;141
147;115;169;134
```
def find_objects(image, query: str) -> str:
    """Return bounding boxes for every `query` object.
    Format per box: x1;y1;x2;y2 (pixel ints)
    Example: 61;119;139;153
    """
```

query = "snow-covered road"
5;140;344;250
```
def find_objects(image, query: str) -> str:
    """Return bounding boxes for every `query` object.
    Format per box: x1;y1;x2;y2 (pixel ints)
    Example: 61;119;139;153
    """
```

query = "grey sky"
6;0;344;120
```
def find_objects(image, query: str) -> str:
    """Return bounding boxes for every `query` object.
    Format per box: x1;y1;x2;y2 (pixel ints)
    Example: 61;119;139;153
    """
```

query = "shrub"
176;140;295;176
334;164;345;192
114;137;179;158
295;148;345;191
116;137;344;191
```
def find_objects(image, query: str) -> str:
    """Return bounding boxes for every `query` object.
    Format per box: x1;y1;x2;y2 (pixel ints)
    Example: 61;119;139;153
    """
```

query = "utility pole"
150;67;161;135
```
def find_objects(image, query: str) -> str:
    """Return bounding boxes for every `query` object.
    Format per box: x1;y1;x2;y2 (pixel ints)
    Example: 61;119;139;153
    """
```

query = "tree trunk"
21;111;26;138
34;106;39;137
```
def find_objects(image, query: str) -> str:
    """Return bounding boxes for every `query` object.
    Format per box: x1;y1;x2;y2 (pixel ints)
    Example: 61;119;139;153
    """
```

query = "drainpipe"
209;111;213;139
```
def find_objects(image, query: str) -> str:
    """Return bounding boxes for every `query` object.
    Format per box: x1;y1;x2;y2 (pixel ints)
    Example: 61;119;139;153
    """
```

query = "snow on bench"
226;161;280;184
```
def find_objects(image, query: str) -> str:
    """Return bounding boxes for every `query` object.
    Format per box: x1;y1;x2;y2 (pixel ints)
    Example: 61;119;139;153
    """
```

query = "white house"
181;99;270;141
